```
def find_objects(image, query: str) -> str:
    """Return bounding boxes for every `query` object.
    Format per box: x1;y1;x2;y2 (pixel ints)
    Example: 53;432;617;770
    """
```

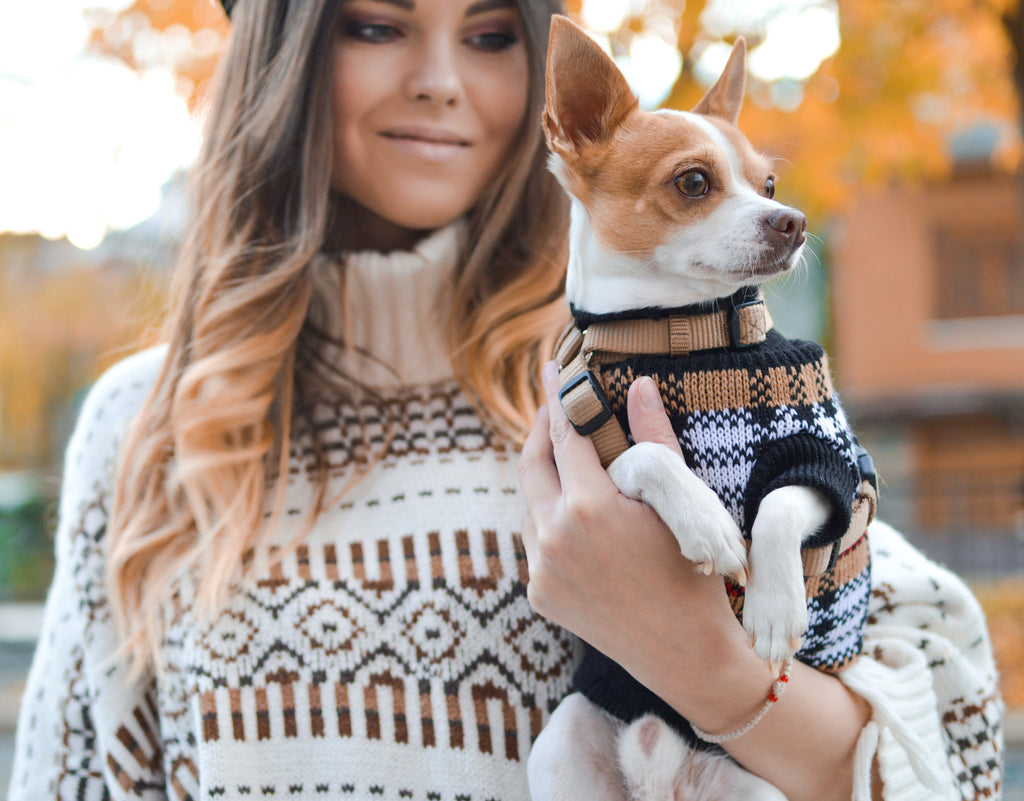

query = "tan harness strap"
556;346;630;468
581;301;773;359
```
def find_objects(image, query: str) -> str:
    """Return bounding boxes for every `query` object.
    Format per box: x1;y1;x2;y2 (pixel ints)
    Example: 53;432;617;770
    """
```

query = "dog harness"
556;289;876;746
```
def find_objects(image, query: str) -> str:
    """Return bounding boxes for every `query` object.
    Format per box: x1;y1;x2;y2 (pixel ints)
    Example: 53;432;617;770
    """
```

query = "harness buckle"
728;299;764;349
558;370;615;436
855;444;878;493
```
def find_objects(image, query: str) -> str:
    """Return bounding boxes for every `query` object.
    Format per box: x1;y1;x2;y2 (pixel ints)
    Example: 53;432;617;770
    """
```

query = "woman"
9;0;1002;799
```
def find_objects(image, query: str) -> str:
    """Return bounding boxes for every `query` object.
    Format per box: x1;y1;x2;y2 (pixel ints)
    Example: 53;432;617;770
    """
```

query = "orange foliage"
0;238;165;469
87;0;229;112
661;0;1019;222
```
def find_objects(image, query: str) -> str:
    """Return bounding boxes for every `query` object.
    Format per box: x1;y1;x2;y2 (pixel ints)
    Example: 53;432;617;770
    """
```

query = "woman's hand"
517;363;758;714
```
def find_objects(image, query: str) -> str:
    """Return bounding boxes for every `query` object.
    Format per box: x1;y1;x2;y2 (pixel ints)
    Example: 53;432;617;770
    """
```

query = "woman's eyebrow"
466;0;516;15
357;0;415;9
348;0;515;11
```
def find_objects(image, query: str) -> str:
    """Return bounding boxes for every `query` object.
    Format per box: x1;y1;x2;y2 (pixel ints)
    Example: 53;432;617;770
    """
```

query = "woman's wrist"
690;658;794;743
664;632;783;735
614;572;786;736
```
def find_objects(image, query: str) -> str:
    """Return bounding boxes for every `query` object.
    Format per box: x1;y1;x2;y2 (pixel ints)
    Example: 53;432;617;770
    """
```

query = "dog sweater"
567;289;872;746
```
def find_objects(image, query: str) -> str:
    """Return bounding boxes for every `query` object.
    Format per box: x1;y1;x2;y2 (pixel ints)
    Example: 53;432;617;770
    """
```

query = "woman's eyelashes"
340;17;519;53
343;20;402;44
465;28;519;52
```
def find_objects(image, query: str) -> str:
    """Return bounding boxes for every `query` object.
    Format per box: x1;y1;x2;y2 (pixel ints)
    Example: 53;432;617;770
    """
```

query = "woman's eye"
466;30;519;52
345;22;401;44
764;177;775;199
675;171;709;198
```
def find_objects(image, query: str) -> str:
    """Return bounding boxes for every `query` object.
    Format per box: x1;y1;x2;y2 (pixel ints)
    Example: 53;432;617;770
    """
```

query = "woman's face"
330;0;530;246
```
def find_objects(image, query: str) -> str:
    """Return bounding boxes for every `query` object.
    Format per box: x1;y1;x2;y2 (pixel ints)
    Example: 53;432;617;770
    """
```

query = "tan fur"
691;37;747;125
568;113;775;256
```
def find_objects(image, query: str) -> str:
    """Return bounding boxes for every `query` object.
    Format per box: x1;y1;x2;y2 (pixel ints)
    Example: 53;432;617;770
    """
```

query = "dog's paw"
608;443;748;585
617;715;688;801
672;489;748;586
741;573;807;667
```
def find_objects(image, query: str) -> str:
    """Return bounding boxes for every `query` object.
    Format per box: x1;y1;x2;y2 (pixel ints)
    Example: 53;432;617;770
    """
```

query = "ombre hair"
107;0;568;671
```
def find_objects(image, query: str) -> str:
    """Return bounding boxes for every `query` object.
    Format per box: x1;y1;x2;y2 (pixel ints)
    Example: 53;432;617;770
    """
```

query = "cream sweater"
9;225;1003;800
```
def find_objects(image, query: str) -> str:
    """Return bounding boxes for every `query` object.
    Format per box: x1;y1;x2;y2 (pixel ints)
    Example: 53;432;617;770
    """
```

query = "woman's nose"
404;39;463;106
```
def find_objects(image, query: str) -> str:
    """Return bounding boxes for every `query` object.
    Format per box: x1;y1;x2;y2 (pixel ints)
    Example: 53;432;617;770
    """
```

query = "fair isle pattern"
597;348;866;676
293;382;499;473
148;378;582;800
800;533;870;671
174;532;571;756
56;648;106;799
601;353;857;534
865;531;1005;801
569;330;870;740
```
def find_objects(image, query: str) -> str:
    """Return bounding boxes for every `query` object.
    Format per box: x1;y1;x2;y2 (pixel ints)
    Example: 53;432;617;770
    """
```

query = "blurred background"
1;0;1023;795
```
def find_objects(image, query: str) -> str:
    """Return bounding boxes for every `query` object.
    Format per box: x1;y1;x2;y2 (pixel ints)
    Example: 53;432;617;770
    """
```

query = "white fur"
607;442;747;584
743;486;830;663
618;714;789;801
528;698;790;801
529;693;629;801
561;189;802;314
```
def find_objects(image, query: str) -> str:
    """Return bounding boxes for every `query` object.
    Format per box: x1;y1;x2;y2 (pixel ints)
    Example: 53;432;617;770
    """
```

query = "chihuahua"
528;16;875;801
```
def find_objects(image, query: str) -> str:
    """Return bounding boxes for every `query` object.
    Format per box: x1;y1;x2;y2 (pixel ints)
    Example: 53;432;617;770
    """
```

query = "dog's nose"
766;209;807;244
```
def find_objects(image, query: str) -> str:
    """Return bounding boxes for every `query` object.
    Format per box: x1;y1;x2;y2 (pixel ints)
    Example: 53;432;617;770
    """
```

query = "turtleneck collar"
310;221;466;393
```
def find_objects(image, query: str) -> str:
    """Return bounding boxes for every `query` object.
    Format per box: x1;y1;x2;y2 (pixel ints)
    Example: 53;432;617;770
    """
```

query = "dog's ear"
692;37;747;126
543;15;638;157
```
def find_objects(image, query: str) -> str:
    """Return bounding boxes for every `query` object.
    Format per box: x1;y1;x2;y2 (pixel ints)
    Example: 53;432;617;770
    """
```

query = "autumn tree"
593;0;1019;219
0;238;165;469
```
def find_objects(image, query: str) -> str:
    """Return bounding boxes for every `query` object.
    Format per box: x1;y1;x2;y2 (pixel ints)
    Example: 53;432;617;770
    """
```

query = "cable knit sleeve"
838;520;1003;801
8;347;168;801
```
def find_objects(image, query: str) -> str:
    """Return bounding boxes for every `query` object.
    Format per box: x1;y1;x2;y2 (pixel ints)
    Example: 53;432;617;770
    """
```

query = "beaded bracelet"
690;657;794;744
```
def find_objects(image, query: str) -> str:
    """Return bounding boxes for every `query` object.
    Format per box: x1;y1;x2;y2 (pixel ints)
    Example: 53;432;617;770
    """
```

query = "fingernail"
541;361;559;393
637;377;662;411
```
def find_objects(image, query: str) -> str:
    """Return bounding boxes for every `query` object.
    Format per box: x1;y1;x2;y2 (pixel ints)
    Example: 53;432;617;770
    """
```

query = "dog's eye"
764;177;775;199
675;171;709;198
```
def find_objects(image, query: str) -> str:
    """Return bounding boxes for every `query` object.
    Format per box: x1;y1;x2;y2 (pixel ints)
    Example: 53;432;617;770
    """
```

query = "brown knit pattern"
600;357;835;416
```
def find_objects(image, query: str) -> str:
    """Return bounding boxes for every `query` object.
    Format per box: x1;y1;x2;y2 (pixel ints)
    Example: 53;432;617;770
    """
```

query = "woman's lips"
380;127;471;162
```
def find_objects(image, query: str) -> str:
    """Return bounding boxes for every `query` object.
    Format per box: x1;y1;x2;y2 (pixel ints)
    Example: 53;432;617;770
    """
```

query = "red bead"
767;693;778;703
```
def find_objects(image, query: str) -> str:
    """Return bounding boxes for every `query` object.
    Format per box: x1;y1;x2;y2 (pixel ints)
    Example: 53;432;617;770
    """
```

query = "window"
932;226;1024;319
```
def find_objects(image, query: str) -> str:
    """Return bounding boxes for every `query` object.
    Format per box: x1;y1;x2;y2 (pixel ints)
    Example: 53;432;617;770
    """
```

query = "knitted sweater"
10;225;1004;801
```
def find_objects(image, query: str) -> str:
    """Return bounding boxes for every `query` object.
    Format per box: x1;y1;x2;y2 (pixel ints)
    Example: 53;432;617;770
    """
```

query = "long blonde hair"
107;0;569;671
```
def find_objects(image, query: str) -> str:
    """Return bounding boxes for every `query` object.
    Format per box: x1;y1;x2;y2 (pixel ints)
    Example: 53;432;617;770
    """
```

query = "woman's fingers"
626;376;683;458
539;362;608;489
517;402;559;528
